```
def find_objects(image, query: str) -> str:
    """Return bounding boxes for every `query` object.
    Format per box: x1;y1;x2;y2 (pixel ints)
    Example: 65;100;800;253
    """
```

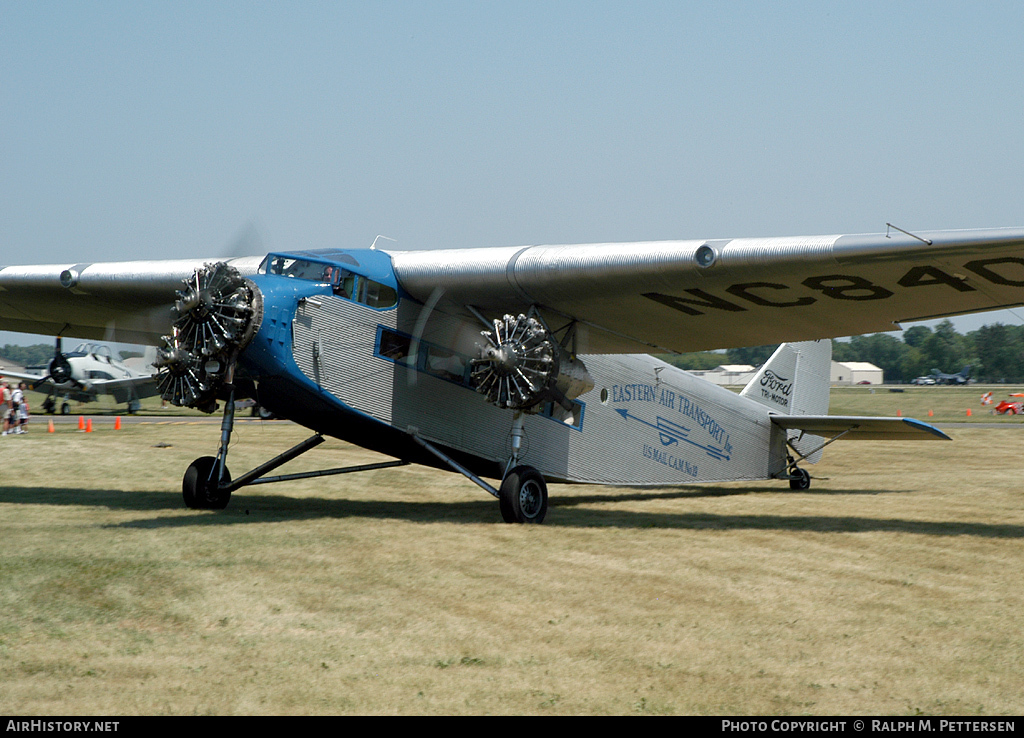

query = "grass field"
1;388;1023;715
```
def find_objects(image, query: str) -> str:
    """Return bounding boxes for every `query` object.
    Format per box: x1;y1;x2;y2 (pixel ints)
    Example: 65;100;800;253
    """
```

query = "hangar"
831;360;884;385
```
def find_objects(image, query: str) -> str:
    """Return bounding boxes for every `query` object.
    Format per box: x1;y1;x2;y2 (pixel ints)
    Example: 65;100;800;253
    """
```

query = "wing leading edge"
3;227;1024;353
388;227;1024;354
0;257;263;344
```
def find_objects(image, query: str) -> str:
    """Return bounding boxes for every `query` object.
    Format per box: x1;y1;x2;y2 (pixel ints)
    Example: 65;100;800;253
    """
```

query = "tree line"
0;344;55;368
660;319;1024;384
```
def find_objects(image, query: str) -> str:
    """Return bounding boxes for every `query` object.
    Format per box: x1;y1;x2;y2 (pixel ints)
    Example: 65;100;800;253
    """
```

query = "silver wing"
389;226;1024;353
2;227;1024;351
0;257;263;344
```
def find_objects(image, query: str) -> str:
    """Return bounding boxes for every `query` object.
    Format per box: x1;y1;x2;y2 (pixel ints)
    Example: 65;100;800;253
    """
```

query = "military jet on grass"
1;225;1021;523
0;337;158;414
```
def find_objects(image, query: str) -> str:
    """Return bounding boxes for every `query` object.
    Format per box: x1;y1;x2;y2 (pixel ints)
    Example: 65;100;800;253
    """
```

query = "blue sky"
3;1;1024;344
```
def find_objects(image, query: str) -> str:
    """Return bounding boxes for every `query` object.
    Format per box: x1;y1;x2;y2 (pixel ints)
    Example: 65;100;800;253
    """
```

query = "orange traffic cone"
114;416;121;430
47;419;55;433
85;418;93;433
78;416;85;430
966;408;972;417
897;410;902;417
928;410;933;417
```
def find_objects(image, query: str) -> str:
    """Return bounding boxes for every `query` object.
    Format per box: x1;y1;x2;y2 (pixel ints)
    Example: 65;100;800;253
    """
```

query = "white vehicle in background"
0;338;158;414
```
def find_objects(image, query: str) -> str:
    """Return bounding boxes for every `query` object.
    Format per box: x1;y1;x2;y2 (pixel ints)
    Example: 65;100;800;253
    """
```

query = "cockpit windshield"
69;343;115;360
260;256;336;282
258;254;397;309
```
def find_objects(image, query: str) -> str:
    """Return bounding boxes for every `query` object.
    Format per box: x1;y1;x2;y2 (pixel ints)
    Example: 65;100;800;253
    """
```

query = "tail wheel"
499;465;548;524
789;467;811;491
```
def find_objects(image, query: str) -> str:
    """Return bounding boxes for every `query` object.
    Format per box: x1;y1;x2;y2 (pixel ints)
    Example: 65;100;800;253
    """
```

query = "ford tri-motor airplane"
1;226;1021;522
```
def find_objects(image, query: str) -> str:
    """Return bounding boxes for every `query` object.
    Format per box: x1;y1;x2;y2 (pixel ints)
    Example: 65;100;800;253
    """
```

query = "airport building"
688;364;757;386
831;360;884;385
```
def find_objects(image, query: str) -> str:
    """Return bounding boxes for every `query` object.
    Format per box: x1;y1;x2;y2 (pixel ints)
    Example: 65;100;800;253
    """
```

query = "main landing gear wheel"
499;466;548;524
789;467;811;491
183;456;232;510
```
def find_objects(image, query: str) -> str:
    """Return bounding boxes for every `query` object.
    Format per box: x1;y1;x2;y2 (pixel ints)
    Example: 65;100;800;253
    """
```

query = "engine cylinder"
470;313;592;411
155;262;262;412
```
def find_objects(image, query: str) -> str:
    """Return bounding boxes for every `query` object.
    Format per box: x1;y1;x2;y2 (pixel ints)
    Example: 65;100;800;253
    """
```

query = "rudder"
740;340;832;462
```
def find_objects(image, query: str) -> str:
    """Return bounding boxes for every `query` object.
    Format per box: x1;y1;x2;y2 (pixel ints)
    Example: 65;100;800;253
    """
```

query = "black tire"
789;467;811;491
499;466;548;524
60;402;70;415
183;456;232;510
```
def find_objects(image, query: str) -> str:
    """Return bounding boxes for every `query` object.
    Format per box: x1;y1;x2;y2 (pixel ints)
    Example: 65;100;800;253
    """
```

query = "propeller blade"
407;287;445;387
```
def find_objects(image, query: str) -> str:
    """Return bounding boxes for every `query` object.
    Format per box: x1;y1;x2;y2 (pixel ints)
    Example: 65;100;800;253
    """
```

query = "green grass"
0;405;1023;714
827;384;1024;423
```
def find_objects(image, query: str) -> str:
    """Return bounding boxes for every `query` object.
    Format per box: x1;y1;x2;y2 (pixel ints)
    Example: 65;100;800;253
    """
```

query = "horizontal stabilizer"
769;415;951;441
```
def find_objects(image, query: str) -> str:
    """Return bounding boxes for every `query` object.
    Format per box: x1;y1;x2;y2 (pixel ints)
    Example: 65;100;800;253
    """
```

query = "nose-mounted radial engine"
465;312;593;524
154;262;263;414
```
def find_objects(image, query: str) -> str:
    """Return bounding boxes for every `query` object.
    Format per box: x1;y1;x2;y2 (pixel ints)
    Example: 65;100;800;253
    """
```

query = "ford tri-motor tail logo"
759;370;793;408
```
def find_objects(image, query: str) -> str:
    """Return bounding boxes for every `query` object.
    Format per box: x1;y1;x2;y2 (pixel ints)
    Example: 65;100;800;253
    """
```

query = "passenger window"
424;346;467;383
379;330;412;361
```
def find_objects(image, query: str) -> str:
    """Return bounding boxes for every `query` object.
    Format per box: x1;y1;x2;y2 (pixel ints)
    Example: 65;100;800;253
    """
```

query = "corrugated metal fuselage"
242;266;790;486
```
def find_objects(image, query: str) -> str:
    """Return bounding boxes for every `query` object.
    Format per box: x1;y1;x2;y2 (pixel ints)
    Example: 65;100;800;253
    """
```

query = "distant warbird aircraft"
0;226;1021;522
0;338;158;414
930;365;972;385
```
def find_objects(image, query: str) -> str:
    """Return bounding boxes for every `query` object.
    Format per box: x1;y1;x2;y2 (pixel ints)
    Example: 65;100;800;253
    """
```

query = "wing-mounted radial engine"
459;311;593;524
470;313;593;413
154;262;263;414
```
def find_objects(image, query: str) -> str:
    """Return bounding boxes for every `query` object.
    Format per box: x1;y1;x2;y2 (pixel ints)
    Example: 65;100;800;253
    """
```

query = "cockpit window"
260;256;334;281
259;254;397;309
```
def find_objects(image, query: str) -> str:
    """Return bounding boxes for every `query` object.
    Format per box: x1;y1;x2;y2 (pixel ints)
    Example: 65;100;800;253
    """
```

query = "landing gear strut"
782;452;812;491
410;411;549;524
781;426;856;491
182;383;237;510
498;411;547;523
181;383;409;510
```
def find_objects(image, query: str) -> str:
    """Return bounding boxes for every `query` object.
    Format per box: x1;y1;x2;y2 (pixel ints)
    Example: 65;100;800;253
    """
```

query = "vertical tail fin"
740;340;832;462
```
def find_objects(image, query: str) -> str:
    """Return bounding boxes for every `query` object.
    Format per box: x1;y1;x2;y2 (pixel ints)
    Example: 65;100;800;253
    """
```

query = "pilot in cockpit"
321;265;351;298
